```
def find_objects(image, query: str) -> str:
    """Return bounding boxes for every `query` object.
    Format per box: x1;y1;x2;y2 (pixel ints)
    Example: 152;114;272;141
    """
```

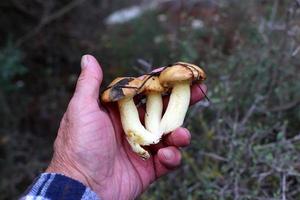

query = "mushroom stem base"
118;98;160;159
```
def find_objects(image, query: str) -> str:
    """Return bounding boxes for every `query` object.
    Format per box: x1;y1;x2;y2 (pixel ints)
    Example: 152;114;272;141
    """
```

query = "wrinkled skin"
46;55;207;200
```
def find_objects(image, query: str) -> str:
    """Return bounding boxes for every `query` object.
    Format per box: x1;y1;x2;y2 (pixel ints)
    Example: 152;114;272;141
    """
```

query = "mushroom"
101;77;160;159
140;75;165;137
159;62;206;135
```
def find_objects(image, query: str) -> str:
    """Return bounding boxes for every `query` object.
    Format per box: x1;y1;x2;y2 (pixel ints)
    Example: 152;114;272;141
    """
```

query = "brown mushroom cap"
140;75;165;94
101;77;143;102
159;62;206;87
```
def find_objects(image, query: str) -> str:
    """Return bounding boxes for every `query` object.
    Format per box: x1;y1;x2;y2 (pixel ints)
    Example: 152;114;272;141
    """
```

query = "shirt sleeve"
20;173;100;200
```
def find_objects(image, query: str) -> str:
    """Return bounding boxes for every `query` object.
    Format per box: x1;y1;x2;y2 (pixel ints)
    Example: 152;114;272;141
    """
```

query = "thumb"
74;55;103;100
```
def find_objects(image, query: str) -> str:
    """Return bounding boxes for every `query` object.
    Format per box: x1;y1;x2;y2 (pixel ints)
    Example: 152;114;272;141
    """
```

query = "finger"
154;146;182;177
164;127;191;147
74;55;103;100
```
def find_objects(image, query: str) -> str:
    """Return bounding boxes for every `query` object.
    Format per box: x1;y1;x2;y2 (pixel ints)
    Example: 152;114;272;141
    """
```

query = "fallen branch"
15;0;87;47
269;98;300;112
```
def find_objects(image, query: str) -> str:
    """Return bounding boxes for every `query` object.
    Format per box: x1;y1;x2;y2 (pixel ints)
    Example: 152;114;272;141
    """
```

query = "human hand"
46;55;207;200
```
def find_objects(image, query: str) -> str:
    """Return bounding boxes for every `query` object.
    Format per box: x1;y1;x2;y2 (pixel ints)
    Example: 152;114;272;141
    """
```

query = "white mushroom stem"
145;92;163;137
118;98;160;145
160;80;190;134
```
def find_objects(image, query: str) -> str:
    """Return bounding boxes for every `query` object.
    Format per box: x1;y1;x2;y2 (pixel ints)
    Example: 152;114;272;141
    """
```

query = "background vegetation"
1;0;300;199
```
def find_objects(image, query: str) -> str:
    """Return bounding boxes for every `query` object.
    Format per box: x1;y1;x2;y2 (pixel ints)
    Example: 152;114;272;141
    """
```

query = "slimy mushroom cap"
140;75;165;94
159;62;206;87
101;77;143;102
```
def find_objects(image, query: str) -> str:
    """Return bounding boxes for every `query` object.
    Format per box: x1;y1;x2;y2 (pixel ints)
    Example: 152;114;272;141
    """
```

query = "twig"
238;95;264;129
15;0;87;47
11;0;35;17
254;133;300;150
136;59;153;72
199;151;228;162
269;98;300;112
291;46;300;56
270;0;279;25
253;170;274;183
234;175;240;200
281;172;287;200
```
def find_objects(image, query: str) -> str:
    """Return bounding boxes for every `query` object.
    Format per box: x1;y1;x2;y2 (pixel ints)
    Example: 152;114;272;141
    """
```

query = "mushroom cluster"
101;62;206;159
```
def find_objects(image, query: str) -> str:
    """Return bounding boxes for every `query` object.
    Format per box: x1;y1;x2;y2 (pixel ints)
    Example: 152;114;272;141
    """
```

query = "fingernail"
162;149;175;161
81;55;90;69
183;127;191;136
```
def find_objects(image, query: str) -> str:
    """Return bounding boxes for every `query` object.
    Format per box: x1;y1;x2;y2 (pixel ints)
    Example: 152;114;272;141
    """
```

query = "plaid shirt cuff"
20;173;100;200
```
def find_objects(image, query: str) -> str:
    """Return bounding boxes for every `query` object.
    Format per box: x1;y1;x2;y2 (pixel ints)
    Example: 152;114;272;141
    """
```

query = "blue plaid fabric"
20;173;100;200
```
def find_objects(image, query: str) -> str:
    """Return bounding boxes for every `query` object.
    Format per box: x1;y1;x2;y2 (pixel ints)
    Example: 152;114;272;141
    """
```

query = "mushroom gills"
145;92;163;137
160;80;190;134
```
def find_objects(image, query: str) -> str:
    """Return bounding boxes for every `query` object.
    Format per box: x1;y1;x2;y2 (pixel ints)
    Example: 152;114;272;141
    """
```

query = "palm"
66;98;161;199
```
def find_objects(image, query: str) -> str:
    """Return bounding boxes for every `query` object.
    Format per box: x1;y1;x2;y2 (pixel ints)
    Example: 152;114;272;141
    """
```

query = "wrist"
46;157;92;189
